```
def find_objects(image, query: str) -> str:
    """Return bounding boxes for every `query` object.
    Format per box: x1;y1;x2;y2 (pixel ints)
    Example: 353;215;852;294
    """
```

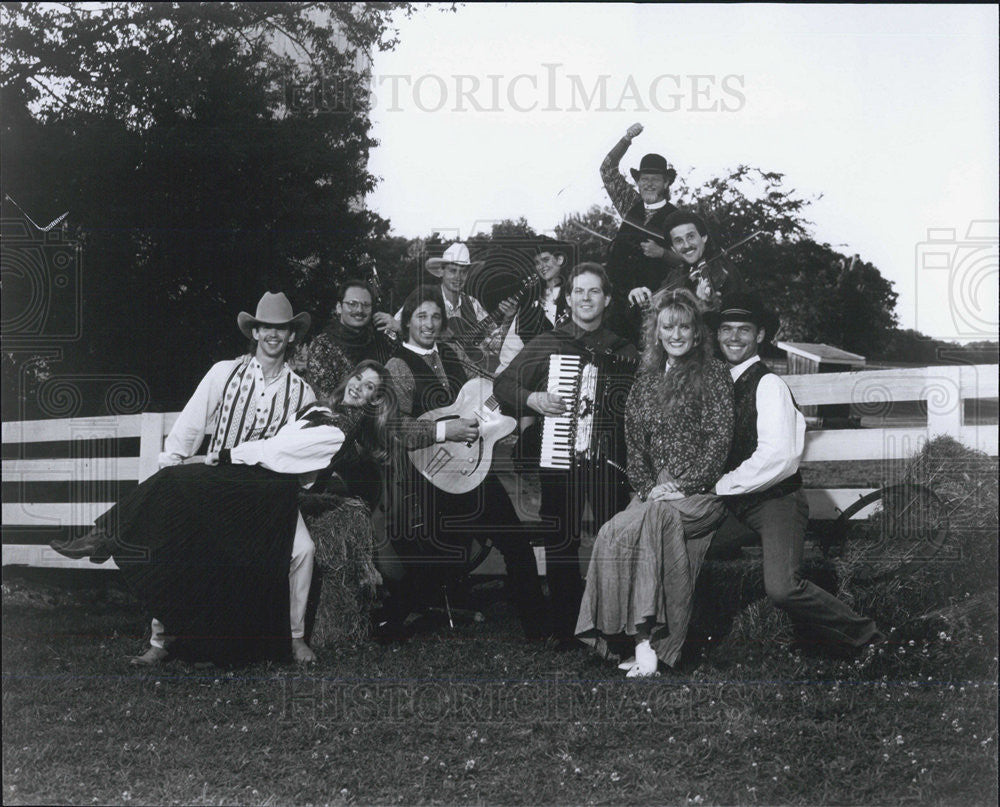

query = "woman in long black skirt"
53;361;396;666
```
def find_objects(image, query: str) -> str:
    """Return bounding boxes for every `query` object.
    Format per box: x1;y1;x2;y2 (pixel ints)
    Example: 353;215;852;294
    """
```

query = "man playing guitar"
379;285;545;641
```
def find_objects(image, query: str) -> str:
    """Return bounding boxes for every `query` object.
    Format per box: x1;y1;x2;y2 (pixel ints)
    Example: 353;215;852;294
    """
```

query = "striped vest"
208;356;311;452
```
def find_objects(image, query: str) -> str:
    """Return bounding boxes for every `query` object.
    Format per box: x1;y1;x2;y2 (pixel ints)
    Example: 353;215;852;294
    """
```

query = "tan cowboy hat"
425;242;484;277
237;291;311;340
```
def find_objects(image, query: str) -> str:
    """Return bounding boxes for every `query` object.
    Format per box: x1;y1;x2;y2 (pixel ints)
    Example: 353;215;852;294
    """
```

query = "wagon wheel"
824;483;951;582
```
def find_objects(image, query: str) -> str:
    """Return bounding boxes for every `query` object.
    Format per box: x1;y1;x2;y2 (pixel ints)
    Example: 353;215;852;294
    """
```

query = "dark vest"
516;286;566;343
395;342;466;417
605;199;677;294
723;360;802;514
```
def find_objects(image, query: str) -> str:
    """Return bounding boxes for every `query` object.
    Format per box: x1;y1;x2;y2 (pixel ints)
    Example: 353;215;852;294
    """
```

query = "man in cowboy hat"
600;121;685;343
629;209;749;312
707;292;883;652
54;291;320;664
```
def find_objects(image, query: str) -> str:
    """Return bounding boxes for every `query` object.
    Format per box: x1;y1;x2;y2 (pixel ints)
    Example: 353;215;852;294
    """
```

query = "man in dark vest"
494;263;638;646
379;285;545;640
600;121;684;343
707;293;883;651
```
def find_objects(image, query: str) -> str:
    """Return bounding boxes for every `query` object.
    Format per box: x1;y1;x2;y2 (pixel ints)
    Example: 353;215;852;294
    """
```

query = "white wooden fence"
3;364;997;570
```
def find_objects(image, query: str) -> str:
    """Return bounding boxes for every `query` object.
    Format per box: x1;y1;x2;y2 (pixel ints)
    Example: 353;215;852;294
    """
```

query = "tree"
554;206;618;264
1;2;423;415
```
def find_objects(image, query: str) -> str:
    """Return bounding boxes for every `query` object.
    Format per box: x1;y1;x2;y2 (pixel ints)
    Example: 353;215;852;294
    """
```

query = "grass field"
3;438;997;806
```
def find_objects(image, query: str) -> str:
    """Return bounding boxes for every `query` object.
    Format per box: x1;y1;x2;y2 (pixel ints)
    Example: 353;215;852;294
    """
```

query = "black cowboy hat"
704;292;780;342
630;153;677;185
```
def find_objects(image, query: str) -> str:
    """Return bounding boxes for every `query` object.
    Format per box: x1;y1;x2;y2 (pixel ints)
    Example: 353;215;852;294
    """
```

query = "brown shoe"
50;528;115;562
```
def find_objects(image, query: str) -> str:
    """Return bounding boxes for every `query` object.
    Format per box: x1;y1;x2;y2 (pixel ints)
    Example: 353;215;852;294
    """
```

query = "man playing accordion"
494;263;638;646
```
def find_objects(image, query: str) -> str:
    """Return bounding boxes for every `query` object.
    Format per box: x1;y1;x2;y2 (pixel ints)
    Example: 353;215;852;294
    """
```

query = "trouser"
385;471;546;636
536;460;632;639
150;509;315;648
737;490;879;647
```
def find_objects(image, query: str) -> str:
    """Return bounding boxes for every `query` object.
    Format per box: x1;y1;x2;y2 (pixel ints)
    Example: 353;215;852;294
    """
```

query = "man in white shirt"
55;292;320;663
708;293;883;651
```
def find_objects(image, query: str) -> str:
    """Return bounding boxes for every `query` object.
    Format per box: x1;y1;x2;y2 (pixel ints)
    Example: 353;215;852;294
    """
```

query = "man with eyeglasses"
494;263;638;646
305;279;397;401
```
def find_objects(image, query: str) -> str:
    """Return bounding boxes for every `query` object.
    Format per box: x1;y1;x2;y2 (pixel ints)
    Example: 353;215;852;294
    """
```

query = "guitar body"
444;273;543;372
408;378;516;494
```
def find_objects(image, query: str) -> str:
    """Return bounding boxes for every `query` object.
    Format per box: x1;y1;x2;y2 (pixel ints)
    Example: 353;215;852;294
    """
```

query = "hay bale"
839;436;997;586
690;553;838;642
837;436;998;644
301;493;380;647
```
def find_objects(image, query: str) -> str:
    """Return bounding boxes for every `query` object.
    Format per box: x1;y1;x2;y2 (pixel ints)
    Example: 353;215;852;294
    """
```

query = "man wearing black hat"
600;122;684;342
708;293;883;651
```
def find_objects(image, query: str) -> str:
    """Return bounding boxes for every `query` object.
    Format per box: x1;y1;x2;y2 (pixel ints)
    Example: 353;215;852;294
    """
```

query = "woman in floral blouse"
576;288;734;676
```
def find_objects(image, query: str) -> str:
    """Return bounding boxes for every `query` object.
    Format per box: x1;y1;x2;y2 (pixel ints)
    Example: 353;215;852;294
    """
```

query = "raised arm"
600;123;643;216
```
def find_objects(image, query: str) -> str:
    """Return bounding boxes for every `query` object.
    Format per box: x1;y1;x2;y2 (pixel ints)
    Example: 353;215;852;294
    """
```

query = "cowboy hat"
237;292;311;340
630;153;677;185
425;242;484;277
704;292;780;342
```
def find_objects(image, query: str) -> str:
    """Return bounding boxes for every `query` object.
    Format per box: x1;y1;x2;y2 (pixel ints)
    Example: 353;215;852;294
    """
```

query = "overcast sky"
364;3;998;343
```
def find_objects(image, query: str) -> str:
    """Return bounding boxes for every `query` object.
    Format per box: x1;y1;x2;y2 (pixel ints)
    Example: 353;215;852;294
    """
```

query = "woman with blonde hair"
576;287;734;676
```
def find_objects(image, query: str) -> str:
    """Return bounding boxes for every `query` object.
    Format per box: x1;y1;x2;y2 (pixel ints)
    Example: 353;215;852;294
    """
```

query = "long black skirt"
104;463;300;665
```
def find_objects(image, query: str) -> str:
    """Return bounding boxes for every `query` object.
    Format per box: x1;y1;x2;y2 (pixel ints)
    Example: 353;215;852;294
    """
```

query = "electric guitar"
445;273;542;370
407;376;516;494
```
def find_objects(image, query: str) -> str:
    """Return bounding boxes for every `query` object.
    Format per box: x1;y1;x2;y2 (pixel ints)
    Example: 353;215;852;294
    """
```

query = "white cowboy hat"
425;242;484;277
237;292;311;340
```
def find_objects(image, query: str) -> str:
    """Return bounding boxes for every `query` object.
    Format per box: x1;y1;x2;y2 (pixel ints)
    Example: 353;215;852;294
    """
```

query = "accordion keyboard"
540;354;598;470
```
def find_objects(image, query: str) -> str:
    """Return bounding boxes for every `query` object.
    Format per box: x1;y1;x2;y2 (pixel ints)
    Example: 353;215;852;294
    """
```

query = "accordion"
540;351;637;471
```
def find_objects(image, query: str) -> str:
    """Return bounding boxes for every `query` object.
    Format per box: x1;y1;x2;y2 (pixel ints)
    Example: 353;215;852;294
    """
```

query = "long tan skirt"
575;493;726;668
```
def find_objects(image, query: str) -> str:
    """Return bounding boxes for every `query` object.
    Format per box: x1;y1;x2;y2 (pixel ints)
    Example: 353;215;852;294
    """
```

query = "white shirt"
714;355;805;496
402;341;437;357
158;357;316;467
229;404;345;479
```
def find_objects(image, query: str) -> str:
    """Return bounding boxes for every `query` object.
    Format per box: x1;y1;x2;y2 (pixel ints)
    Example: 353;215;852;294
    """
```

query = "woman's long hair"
328;359;398;463
639;287;714;414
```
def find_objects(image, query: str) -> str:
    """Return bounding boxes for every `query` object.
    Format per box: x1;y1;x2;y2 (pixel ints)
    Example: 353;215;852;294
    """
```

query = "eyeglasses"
343;301;373;311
